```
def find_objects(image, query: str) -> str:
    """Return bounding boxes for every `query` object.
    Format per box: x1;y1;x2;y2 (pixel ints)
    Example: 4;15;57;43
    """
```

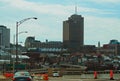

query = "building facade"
0;25;10;48
101;39;120;55
25;36;63;49
63;14;84;51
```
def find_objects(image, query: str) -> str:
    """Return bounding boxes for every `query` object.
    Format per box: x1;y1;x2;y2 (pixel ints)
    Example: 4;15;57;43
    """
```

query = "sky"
0;0;120;46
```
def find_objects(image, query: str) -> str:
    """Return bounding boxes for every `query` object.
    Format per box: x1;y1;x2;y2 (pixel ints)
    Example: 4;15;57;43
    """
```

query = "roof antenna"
75;2;77;14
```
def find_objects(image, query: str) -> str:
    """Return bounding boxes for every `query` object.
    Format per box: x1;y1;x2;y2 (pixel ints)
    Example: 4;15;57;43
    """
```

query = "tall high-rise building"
0;25;10;48
63;14;84;51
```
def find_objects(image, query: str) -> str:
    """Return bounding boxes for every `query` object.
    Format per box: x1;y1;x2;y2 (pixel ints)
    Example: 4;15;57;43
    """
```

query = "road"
0;77;119;81
33;77;118;81
0;74;119;81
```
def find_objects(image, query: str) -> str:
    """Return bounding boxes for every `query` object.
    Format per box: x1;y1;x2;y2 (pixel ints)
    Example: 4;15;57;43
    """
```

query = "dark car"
13;71;32;81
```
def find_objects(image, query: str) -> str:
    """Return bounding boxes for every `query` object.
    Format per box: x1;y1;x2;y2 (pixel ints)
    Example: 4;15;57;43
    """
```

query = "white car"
13;71;32;81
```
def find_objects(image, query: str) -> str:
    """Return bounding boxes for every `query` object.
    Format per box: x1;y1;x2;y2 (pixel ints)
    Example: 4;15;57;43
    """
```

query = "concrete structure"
63;14;84;51
0;25;10;48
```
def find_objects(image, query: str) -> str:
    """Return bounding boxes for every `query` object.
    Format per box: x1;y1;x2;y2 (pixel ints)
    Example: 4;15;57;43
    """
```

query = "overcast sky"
0;0;120;46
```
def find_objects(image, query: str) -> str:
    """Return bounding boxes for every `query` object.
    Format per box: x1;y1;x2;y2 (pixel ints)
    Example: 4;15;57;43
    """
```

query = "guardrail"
28;69;120;76
2;68;120;76
30;69;48;74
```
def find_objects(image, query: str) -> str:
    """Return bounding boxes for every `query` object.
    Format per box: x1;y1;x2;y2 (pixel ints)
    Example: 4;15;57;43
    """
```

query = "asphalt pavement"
0;74;119;81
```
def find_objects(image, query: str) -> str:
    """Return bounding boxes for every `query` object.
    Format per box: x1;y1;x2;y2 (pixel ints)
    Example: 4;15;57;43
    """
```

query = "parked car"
13;71;32;81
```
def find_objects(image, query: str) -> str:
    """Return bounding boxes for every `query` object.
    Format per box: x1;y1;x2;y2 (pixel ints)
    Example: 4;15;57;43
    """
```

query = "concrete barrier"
63;73;120;79
57;70;119;80
33;74;49;80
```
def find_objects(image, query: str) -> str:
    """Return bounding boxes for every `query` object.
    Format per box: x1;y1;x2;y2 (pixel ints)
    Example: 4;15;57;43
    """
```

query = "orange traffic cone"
110;70;114;80
94;71;97;79
43;74;48;80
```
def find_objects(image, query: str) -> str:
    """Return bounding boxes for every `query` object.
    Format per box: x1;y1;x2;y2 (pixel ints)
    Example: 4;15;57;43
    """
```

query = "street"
34;77;118;81
0;74;120;81
0;77;119;81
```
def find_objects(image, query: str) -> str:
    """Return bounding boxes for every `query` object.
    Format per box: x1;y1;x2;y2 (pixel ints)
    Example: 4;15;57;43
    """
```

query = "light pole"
13;31;28;44
13;31;28;73
16;17;37;71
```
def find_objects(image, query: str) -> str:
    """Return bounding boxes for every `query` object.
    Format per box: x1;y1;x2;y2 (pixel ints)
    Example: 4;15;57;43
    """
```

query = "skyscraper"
0;25;10;48
63;14;84;51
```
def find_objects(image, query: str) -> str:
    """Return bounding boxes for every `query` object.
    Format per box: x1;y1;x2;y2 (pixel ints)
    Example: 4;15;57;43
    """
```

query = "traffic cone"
94;71;97;79
43;74;48;80
110;70;114;80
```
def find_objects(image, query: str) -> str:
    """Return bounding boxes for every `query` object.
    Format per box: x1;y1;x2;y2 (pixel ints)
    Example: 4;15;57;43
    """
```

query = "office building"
0;25;10;48
63;14;84;51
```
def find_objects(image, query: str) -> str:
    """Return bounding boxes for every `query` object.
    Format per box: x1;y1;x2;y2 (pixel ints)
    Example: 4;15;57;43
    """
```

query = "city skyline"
0;0;120;46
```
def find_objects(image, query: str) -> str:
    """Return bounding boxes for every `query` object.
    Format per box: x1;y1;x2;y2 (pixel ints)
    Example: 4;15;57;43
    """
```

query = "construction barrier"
43;74;48;80
33;74;48;80
3;73;14;78
110;70;114;80
94;71;97;79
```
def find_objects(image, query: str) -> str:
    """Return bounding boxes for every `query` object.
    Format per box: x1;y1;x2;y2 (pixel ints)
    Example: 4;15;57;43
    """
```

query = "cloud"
1;0;115;17
89;0;120;3
0;0;71;16
0;0;120;45
1;0;117;20
84;15;120;45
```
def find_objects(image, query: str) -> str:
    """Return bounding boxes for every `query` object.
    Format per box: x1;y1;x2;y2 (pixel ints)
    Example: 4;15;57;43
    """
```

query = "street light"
13;31;28;44
18;31;28;35
15;17;37;71
13;31;28;73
